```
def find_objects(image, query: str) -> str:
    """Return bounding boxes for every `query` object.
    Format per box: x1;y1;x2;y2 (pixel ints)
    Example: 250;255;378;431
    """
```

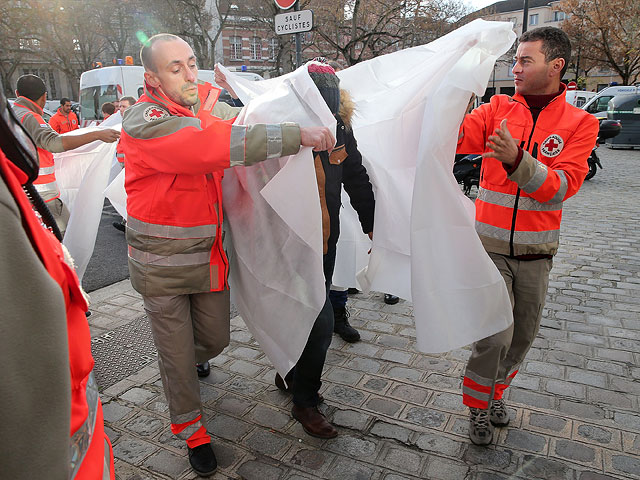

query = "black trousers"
290;245;338;407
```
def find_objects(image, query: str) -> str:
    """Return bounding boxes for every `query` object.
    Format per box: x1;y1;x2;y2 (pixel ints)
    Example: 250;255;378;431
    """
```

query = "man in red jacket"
119;33;333;476
49;98;79;134
457;27;598;446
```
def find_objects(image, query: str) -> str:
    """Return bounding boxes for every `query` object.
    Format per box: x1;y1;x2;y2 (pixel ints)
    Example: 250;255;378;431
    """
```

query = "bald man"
119;33;334;476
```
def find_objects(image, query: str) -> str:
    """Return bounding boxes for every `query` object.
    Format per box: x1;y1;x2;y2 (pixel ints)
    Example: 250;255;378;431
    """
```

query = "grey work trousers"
143;290;230;430
463;252;552;409
49;198;70;237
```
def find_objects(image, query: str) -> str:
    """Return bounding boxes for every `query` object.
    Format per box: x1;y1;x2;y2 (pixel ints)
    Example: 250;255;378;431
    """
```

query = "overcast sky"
466;0;498;11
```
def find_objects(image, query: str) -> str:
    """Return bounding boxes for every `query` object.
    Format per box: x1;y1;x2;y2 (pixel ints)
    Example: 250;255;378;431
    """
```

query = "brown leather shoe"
292;405;338;439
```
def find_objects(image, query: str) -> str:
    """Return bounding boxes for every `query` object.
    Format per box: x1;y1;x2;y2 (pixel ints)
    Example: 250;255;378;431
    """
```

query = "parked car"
583;85;640;119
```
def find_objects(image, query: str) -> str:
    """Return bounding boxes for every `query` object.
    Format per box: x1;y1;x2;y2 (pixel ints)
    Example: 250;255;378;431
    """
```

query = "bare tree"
562;0;640;85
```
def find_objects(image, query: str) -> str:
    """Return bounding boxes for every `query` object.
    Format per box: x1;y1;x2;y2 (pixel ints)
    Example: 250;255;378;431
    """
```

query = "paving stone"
463;446;512;470
528;413;567;432
585;360;627;376
430;392;466;412
199;369;231;386
546;379;586;399
555;439;596;463
509;389;555;410
124;414;164;437
212;440;245;470
388;384;431;405
610;376;640;395
215;393;255;416
288;447;334;472
228;359;263;377
224;376;266;396
610;455;640;478
112;437;158;465
525;360;565;378
381;348;413;364
386;366;423;382
365;396;403;416
595;348;634;363
246;405;291;430
382;445;423;474
347;356;383;373
423;456;470;480
403;406;448;428
244;428;291;456
370;420;412;443
503;429;547;453
326;366;364;385
325;435;376;458
237;459;285;480
120;387;157;405
588;387;634;409
415;432;462;456
510;373;541;391
579;472;620;480
143;449;189;478
577;424;613;445
414;357;455;373
344;342;381;357
376;334;411;349
520;454;576;480
325;384;366;406
558;400;605;420
207;414;253;442
102;401;133;423
332;409;371;431
361;376;390;393
613;412;640;431
326;456;377;479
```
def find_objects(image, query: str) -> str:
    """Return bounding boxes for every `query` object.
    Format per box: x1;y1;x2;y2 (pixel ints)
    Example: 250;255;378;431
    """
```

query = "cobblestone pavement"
90;146;640;480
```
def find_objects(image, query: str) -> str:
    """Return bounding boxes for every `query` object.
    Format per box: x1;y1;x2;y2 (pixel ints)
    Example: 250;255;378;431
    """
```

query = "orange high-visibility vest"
12;96;60;202
49;109;79;134
457;85;599;257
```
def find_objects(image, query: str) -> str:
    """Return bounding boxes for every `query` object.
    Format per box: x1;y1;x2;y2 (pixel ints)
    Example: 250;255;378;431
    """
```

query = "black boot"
333;306;360;343
196;361;210;378
188;443;217;476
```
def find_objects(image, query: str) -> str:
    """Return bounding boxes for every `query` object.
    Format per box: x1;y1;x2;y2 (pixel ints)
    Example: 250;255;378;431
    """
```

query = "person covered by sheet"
456;27;598;446
118;33;334;477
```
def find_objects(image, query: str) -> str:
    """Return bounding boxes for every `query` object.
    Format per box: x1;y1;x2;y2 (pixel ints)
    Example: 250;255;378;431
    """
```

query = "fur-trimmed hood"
339;89;355;129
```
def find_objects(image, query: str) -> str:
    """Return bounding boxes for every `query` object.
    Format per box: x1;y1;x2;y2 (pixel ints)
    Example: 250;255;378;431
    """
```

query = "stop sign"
274;0;296;9
567;81;577;90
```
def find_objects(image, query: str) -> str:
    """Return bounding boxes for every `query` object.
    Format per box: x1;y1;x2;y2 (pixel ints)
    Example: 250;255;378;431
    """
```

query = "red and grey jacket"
120;81;302;296
12;96;64;202
457;84;599;257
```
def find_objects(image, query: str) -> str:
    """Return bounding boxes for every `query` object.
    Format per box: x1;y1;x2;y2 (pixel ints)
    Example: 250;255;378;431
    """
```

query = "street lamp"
522;0;529;34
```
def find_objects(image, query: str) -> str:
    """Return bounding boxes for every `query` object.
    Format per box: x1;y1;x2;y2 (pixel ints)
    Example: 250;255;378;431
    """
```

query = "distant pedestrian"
49;97;79;134
101;101;116;120
456;27;598;446
118;95;136;116
12;74;119;236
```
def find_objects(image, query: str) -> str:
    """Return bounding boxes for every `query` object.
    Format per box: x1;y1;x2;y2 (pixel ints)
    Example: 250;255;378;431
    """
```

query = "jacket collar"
512;82;567;109
15;96;44;115
141;80;207;118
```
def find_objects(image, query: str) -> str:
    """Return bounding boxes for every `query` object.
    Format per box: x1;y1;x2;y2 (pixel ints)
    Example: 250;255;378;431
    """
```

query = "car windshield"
79;84;118;121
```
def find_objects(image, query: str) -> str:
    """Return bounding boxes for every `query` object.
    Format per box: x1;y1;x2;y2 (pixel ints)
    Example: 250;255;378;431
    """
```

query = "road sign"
274;9;313;35
274;0;296;9
567;81;577;90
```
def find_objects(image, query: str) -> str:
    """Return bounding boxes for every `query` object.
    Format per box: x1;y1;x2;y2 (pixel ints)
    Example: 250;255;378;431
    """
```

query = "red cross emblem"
544;138;559;152
143;106;168;122
541;134;564;158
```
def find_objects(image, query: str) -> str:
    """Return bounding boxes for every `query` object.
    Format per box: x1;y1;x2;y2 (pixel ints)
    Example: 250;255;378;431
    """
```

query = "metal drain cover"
91;316;157;392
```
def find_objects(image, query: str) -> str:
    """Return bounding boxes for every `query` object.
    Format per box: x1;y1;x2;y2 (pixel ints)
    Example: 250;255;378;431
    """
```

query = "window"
47;69;57;99
79;84;119;121
268;38;278;60
250;37;262;60
19;38;40;49
553;11;565;21
529;14;538;25
230;36;242;60
73;39;81;51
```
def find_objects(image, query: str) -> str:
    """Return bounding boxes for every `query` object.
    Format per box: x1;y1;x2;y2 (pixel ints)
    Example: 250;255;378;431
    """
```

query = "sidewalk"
90;147;640;480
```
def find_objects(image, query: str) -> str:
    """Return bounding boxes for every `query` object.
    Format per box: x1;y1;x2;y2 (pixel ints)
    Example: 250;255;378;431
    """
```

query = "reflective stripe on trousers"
69;372;100;480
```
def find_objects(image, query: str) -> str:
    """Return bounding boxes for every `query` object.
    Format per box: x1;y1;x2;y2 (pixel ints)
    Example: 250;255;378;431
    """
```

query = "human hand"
214;64;237;99
300;126;335;153
94;129;120;143
367;232;373;240
482;119;518;166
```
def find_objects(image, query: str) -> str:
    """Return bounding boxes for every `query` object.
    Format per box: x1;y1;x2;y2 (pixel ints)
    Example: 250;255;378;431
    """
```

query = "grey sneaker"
490;399;510;427
469;408;494;446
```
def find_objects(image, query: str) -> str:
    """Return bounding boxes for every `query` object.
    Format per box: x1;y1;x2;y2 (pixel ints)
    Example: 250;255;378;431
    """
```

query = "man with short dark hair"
49;97;79;134
120;33;334;476
12;74;119;235
456;26;598;446
118;96;136;115
101;101;116;119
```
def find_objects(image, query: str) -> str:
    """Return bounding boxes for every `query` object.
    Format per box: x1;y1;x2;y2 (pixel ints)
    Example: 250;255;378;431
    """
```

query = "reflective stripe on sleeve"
521;160;548;194
548;170;568;204
127;216;216;239
128;246;210;267
230;125;247;167
475;221;559;245
39;166;55;175
266;124;283;159
69;372;100;480
34;181;59;194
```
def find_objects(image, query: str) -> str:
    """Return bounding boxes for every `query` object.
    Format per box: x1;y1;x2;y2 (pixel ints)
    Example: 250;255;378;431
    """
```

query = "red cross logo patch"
143;106;169;122
540;134;564;158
